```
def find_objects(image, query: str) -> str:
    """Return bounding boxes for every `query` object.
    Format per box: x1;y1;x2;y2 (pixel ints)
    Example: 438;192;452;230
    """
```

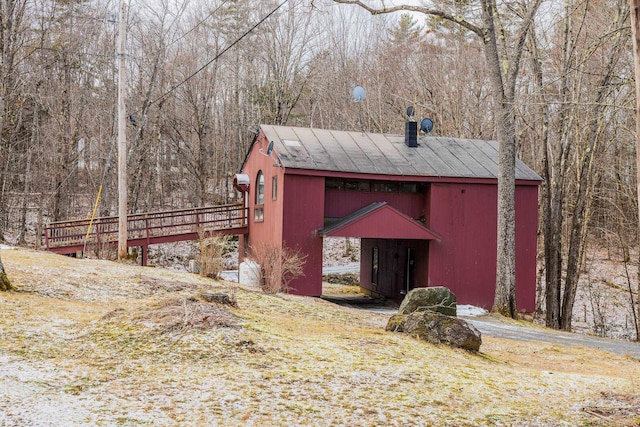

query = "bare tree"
300;3;385;131
523;0;631;330
16;94;37;245
560;6;629;331
252;0;320;126
127;0;184;212
0;0;28;240
366;13;493;138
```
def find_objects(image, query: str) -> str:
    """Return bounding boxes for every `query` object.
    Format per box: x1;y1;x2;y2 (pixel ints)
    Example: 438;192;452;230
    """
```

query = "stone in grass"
200;292;237;307
398;286;457;317
386;311;482;352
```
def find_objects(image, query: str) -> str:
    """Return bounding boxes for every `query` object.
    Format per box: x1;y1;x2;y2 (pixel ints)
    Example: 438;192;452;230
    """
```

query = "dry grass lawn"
1;247;640;426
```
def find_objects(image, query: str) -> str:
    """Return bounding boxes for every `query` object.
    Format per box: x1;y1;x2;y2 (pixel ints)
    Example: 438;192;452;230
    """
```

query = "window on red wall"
254;207;264;222
255;171;265;222
256;171;265;204
371;247;379;286
272;176;277;200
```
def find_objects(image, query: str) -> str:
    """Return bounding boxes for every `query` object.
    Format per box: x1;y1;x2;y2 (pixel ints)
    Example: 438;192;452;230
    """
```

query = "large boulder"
398;287;457;317
386;311;482;352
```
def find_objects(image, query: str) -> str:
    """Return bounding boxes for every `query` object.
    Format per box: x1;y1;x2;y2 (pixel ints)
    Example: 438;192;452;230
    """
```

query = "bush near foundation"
248;242;306;294
198;233;234;279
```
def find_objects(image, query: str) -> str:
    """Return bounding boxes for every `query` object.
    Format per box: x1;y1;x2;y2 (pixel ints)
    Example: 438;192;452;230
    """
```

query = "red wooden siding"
428;183;499;309
320;203;439;240
515;185;539;312
242;133;285;253
282;174;325;296
241;132;324;297
325;188;424;220
427;182;538;311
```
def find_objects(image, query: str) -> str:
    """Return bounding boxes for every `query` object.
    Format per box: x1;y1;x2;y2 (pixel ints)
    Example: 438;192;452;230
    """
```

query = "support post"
141;245;147;266
630;0;640;340
117;1;128;260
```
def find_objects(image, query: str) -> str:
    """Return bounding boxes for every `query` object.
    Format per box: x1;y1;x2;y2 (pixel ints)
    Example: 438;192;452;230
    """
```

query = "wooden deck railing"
44;203;248;253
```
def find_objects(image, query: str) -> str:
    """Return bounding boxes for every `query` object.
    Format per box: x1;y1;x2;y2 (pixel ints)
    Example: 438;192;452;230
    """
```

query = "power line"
149;0;290;107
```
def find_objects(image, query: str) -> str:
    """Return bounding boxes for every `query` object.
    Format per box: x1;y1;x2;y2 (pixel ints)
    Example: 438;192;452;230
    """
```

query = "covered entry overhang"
317;202;440;240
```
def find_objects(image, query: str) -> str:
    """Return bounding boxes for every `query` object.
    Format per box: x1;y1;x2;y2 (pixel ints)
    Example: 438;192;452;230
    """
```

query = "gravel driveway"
324;292;640;358
465;316;640;358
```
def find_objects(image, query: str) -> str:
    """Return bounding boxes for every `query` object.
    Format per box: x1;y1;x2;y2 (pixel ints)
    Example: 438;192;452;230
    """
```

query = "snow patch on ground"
458;305;489;317
552;247;639;340
219;270;240;282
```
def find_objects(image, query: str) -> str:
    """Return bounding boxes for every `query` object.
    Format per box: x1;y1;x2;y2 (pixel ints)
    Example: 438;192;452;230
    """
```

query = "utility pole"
117;1;128;260
631;0;640;340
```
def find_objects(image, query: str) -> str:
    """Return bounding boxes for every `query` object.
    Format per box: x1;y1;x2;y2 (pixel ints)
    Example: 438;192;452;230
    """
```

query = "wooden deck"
44;203;248;265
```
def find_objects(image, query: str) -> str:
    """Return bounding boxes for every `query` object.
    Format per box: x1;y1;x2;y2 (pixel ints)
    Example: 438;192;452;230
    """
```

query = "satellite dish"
406;105;415;118
352;86;366;102
420;118;434;134
266;140;275;155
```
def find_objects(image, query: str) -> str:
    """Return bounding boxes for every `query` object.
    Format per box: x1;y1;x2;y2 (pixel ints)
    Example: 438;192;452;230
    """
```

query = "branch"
332;0;486;37
505;0;543;98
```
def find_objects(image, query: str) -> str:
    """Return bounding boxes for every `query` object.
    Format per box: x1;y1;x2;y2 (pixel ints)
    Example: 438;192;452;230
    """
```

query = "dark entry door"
403;247;416;296
371;246;379;288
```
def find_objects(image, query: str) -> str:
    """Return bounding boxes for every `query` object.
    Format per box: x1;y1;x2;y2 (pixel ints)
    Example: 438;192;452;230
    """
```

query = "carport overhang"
317;202;440;240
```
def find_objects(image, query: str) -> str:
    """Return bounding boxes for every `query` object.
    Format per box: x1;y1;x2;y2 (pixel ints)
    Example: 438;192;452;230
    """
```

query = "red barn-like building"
237;124;541;312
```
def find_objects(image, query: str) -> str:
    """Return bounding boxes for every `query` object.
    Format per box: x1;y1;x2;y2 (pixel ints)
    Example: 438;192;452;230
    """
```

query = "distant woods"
0;0;637;329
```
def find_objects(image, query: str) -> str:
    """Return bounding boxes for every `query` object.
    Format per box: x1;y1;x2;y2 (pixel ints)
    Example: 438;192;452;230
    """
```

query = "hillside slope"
1;247;639;426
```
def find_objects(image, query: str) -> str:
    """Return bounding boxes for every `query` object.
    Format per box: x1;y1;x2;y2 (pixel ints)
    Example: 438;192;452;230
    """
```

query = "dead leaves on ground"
582;392;640;426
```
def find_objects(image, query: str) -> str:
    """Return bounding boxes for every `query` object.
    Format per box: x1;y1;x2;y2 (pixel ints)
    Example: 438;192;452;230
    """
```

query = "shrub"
0;267;11;292
248;242;307;294
198;233;232;279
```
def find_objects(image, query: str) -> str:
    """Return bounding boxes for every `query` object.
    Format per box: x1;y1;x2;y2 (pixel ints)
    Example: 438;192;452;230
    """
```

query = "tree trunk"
543;5;578;328
527;27;556;321
480;0;517;317
18;97;37;245
491;101;517;316
130;50;162;213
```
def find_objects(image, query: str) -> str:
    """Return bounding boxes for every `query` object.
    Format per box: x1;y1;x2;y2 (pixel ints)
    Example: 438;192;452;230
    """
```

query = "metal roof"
259;124;542;181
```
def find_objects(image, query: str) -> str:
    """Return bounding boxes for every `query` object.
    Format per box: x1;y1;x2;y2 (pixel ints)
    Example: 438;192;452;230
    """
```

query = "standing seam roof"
259;124;542;181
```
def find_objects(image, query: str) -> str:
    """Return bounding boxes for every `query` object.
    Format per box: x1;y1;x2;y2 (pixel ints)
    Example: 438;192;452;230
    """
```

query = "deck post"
141;245;148;266
44;227;50;250
238;234;246;262
242;192;247;226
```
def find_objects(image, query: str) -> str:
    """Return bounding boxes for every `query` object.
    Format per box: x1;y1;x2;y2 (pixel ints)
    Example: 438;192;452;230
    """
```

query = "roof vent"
283;139;301;147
